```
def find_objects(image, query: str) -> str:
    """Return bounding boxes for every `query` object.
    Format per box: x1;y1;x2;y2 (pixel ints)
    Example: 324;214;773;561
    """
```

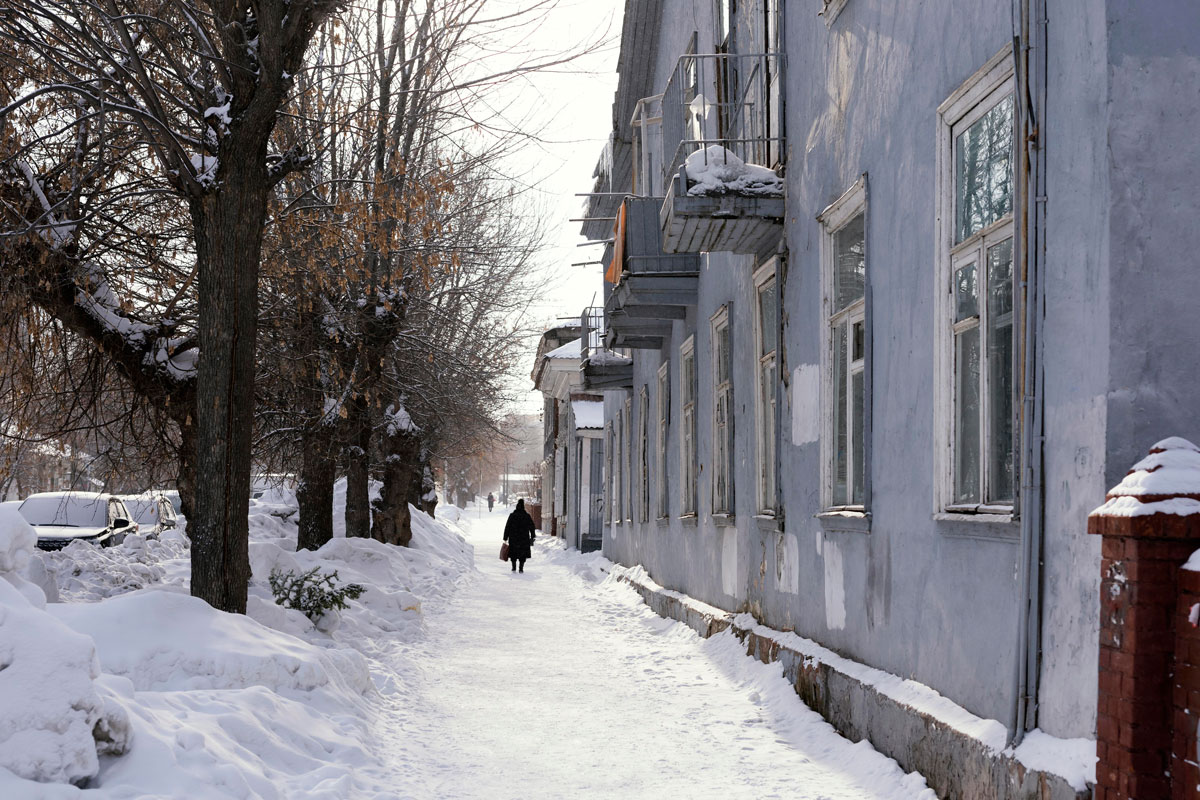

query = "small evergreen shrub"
268;567;365;622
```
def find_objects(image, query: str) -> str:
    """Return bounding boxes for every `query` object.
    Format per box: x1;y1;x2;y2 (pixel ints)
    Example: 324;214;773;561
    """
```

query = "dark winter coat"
503;505;536;560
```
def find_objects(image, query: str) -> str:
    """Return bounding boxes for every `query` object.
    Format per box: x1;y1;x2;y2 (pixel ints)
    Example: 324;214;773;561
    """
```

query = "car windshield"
18;495;108;528
124;499;159;525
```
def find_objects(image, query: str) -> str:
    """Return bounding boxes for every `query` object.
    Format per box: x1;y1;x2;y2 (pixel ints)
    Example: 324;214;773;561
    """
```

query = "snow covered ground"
2;497;937;798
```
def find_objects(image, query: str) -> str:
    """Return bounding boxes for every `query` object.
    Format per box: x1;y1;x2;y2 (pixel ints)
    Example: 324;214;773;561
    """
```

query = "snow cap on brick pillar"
1089;437;1200;800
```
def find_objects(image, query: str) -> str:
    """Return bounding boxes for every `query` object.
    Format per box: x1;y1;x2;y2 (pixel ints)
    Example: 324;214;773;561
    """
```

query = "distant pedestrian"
503;499;536;573
487;492;495;512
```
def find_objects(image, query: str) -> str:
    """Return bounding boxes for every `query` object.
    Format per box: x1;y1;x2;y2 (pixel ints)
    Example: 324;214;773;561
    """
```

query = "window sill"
656;516;671;527
816;510;871;533
934;511;1019;542
678;514;699;527
712;513;737;528
754;514;781;534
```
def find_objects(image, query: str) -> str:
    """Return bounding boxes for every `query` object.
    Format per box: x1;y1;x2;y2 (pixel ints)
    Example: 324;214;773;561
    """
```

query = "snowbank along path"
372;507;935;799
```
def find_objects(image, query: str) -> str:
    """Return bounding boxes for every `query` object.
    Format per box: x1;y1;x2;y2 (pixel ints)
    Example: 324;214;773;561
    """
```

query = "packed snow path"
370;508;934;799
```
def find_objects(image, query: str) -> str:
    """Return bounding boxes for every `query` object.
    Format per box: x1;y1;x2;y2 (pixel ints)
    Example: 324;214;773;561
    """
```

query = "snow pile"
585;349;632;367
39;528;191;602
1;494;475;796
0;506;130;787
529;537;938;799
1009;729;1097;792
685;144;783;197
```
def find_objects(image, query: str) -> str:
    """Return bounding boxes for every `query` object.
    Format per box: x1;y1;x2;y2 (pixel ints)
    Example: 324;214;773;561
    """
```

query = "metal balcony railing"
580;306;604;363
661;52;784;188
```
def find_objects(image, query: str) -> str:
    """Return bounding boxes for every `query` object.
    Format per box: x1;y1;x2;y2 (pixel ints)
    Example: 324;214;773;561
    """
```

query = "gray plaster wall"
598;0;1200;742
1036;0;1109;739
777;0;1024;728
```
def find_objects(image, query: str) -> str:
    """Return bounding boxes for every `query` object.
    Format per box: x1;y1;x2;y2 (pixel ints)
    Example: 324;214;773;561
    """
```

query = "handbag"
499;541;509;561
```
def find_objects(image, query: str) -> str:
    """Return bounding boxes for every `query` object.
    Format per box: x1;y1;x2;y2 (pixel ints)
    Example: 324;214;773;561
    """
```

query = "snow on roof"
572;400;604;430
545;338;582;360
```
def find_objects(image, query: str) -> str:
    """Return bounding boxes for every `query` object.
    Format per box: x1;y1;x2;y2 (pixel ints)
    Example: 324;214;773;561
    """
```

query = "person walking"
487;492;495;512
503;498;536;573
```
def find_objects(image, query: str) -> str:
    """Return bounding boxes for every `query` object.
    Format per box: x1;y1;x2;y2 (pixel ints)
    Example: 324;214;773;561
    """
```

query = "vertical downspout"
1011;0;1048;747
774;0;789;520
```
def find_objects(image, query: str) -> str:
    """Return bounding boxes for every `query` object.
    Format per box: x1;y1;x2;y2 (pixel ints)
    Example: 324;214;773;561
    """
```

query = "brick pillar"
1090;437;1200;800
1175;567;1200;799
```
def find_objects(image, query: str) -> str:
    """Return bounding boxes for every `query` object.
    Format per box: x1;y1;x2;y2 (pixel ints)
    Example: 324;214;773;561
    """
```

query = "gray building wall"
598;0;1200;742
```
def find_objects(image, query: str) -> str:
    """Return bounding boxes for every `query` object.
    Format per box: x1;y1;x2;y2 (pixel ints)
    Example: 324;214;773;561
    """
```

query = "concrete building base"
617;570;1091;800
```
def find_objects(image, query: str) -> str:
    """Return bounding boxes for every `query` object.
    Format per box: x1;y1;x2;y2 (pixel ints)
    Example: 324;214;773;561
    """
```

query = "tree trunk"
189;144;268;615
176;416;197;520
371;426;420;546
297;421;336;551
408;446;437;517
343;393;372;538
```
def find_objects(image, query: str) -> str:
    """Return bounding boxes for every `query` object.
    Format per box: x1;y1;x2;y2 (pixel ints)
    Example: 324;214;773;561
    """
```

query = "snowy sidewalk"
370;509;935;799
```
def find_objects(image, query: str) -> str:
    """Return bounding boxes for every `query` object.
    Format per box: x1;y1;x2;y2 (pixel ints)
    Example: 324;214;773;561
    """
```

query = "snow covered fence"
1088;437;1200;800
614;563;1090;800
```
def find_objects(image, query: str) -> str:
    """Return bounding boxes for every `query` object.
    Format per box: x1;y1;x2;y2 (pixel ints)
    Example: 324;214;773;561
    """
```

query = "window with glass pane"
947;87;1015;510
829;212;866;508
605;424;613;524
757;276;778;513
614;413;623;521
624;398;632;520
657;364;670;519
713;315;733;514
681;343;697;515
955;95;1013;243
638;388;649;522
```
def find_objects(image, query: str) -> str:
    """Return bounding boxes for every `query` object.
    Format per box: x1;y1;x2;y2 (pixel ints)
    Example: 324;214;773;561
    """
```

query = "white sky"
478;0;621;413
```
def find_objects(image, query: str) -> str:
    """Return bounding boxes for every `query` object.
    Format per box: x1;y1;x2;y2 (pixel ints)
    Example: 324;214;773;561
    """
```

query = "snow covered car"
117;492;179;538
17;491;137;551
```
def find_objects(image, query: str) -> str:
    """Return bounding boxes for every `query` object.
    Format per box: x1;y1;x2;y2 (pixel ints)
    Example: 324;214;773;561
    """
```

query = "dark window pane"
852;369;865;506
987;237;1015;503
955;262;978;322
955;95;1014;242
955;327;981;503
759;280;778;357
833;323;848;505
834;213;866;312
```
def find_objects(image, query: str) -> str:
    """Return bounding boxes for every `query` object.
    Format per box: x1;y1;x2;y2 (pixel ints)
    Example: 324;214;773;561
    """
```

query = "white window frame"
753;261;778;515
934;45;1017;519
638;386;650;523
711;306;734;516
657;361;671;520
604;422;614;524
624;396;633;522
680;336;698;517
818;177;868;513
631;94;665;197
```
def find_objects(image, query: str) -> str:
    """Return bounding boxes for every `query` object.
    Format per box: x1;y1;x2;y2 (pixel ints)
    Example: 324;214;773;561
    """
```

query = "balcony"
605;196;699;338
659;52;785;256
580;306;632;391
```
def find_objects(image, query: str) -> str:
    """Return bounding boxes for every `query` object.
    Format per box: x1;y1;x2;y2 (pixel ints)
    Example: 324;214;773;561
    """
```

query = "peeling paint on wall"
722;528;739;599
824;537;847;631
776;533;800;594
791;364;820;446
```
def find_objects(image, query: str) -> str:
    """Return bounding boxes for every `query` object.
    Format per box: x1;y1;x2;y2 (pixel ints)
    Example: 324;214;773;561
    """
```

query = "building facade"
532;324;606;552
578;0;1200;748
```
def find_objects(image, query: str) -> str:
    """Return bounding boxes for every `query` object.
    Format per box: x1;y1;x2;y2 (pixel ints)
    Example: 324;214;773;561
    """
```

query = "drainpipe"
1010;0;1048;748
774;0;789;521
